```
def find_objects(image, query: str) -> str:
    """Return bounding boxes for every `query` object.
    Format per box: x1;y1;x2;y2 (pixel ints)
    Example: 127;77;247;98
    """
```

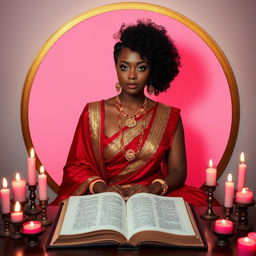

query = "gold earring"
147;85;154;96
115;82;121;93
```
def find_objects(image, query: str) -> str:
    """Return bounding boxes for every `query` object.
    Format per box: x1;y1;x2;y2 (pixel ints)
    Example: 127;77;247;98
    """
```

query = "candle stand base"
20;227;45;247
236;201;255;231
25;184;41;215
39;199;52;226
11;221;23;240
201;186;219;220
0;213;11;237
212;230;233;247
224;207;233;220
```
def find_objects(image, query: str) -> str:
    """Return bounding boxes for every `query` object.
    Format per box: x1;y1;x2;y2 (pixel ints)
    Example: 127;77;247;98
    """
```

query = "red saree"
52;100;210;206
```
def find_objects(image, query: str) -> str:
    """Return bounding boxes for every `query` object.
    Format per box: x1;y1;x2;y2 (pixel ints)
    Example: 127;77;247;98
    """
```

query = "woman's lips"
126;83;138;89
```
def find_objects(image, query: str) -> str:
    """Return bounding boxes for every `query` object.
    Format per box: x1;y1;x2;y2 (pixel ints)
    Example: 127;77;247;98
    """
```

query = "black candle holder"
25;184;41;215
236;200;255;231
212;229;233;247
20;227;45;247
224;207;233;220
39;198;52;226
11;221;23;239
0;213;11;237
201;185;219;220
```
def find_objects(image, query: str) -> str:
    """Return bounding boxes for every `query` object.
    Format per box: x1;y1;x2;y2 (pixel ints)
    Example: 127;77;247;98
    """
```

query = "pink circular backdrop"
29;9;231;188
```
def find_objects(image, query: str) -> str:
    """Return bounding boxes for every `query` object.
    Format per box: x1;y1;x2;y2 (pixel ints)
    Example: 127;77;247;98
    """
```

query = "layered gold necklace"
116;96;147;161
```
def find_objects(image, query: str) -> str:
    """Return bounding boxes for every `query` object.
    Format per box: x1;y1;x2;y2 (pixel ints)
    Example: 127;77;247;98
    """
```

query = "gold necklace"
116;96;147;128
116;98;147;161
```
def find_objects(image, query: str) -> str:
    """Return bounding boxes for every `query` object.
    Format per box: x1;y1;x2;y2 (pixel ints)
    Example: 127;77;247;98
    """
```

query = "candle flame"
244;237;250;242
30;148;35;158
221;219;226;224
40;166;45;174
209;159;213;168
15;172;21;181
3;178;8;188
14;201;21;212
227;173;232;182
242;187;248;193
240;152;245;163
30;221;35;227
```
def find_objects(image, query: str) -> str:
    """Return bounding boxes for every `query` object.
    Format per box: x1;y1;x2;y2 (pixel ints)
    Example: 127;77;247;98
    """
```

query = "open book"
47;192;206;249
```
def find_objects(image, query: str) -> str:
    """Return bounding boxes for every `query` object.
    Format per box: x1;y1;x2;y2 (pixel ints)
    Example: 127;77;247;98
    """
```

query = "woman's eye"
138;66;148;72
120;65;128;71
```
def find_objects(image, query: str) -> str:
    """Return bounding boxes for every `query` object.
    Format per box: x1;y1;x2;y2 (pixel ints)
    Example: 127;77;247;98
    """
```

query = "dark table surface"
1;206;255;256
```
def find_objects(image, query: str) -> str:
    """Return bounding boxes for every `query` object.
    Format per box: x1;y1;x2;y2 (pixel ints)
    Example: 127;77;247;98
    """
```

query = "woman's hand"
126;183;162;197
93;182;127;198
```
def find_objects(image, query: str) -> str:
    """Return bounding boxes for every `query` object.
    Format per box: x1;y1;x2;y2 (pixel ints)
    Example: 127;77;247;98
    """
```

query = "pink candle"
206;159;217;186
0;178;10;214
237;237;256;256
28;148;36;185
214;219;234;234
22;221;42;234
248;232;256;242
12;172;26;202
38;166;47;200
237;152;247;191
236;188;254;204
11;201;23;223
224;173;235;208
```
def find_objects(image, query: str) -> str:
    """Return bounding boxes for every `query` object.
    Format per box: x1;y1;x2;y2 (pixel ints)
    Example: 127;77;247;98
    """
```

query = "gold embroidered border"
104;112;153;160
88;102;104;172
111;104;171;182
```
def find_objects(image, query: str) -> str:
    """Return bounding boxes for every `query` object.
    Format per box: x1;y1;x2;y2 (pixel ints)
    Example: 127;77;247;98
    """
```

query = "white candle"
237;152;247;191
12;172;26;202
38;166;47;200
28;148;36;185
206;159;217;186
224;173;235;208
0;178;10;214
11;201;23;223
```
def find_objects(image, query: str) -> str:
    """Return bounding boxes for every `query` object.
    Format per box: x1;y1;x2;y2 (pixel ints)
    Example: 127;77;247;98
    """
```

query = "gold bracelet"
89;178;106;194
152;179;168;196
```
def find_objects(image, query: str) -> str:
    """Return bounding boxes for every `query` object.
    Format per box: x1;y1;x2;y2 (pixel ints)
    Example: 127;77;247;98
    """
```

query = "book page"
126;193;195;239
60;192;127;236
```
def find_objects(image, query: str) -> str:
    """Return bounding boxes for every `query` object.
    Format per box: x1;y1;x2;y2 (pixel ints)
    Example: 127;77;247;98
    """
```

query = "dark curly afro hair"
113;19;181;96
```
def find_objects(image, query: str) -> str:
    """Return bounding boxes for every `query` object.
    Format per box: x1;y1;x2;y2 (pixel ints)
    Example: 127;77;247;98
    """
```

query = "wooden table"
1;206;255;256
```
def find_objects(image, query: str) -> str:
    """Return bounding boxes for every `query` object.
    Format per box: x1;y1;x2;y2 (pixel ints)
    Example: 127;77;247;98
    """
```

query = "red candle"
237;237;256;256
214;219;234;234
0;178;10;214
237;152;247;191
11;201;23;223
38;166;47;200
224;173;235;208
28;148;36;186
22;221;42;234
206;159;217;186
236;188;254;204
248;232;256;242
12;172;26;202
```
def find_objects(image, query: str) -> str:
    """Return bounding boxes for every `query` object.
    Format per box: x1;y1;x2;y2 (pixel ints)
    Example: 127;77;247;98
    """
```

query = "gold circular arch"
21;2;239;193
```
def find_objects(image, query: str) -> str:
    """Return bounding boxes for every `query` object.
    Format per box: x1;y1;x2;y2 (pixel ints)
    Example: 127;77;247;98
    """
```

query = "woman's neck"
118;93;146;108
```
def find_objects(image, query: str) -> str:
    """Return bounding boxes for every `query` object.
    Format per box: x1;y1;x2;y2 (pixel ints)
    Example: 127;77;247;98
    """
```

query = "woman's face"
115;47;150;95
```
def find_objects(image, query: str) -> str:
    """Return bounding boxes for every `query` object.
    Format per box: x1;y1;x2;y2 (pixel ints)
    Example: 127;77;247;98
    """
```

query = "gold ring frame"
21;2;239;193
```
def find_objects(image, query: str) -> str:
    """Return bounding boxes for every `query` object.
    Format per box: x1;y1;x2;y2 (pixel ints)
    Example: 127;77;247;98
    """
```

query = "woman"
53;20;209;206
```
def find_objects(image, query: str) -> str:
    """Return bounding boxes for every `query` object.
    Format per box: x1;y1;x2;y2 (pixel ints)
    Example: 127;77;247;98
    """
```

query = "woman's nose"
128;68;137;80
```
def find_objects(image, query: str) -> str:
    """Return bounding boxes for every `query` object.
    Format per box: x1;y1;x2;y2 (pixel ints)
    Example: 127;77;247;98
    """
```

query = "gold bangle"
152;179;168;196
89;178;106;194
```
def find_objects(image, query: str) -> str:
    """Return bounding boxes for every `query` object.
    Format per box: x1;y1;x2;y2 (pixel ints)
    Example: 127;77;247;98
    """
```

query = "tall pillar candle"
28;148;36;186
12;172;26;202
237;152;247;191
224;173;235;208
206;159;217;186
38;166;47;200
0;178;10;214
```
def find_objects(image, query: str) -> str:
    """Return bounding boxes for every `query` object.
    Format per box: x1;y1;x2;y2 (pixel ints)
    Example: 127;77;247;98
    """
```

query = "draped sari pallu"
53;100;210;206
